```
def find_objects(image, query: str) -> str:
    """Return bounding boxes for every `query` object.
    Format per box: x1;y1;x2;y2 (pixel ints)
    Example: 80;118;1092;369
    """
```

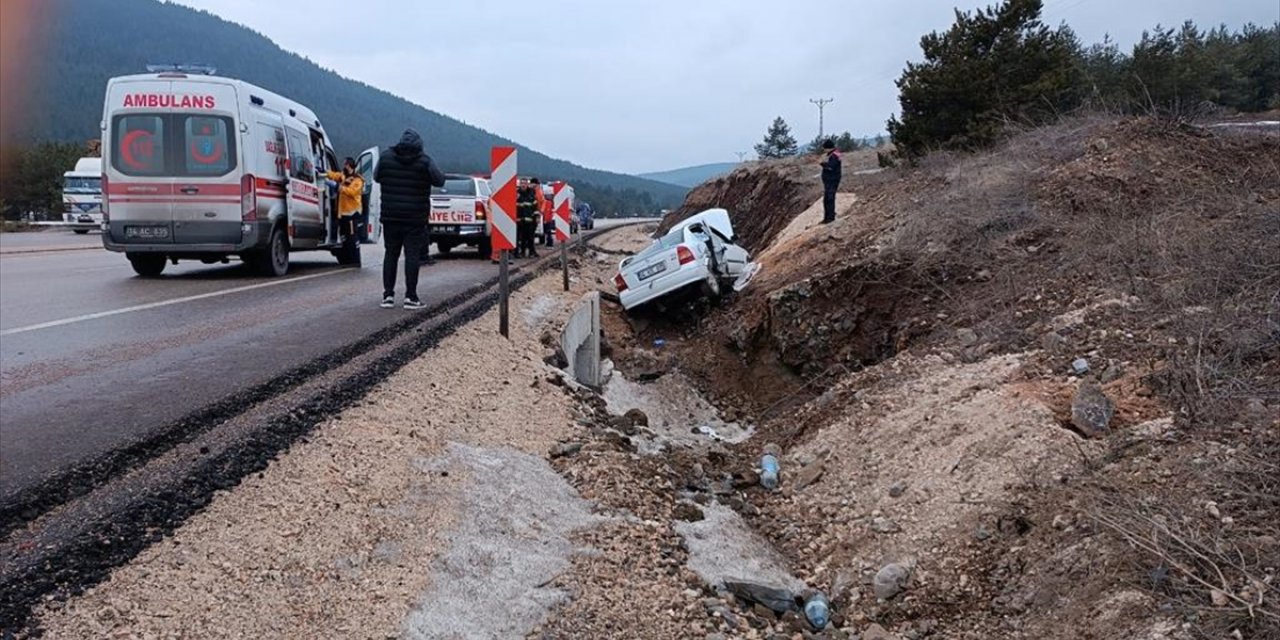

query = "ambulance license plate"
125;225;170;239
637;262;666;281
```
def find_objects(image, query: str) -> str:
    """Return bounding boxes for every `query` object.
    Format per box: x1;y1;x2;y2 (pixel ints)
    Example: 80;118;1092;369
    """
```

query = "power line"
809;98;835;140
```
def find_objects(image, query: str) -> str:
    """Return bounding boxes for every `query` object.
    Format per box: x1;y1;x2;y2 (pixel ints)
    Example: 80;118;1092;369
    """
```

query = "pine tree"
887;0;1083;158
2;142;83;220
755;117;799;159
805;132;863;153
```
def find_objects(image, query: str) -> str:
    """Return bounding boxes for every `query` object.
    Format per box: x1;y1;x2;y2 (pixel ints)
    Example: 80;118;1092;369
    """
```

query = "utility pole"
734;151;748;163
809;98;834;140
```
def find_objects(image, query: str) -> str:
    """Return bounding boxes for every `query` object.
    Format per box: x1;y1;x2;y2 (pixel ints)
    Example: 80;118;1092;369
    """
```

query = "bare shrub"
1091;431;1280;638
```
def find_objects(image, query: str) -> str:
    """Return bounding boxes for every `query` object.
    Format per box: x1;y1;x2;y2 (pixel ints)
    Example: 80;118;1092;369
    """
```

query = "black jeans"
382;221;426;300
822;185;838;222
517;218;538;257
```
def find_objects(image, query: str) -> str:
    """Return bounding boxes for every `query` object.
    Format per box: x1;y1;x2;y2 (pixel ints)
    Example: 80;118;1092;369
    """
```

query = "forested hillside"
7;0;685;214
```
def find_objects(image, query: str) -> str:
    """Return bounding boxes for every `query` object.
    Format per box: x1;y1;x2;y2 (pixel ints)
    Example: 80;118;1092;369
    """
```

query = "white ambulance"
101;67;372;277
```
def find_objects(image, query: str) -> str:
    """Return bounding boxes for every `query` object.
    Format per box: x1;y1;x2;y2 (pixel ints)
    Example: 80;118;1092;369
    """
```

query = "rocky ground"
618;115;1279;640
23;115;1279;640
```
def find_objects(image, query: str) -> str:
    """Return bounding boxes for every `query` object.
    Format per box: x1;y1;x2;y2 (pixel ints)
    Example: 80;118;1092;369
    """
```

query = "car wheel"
248;226;289;277
701;272;722;301
127;253;166;278
73;229;90;235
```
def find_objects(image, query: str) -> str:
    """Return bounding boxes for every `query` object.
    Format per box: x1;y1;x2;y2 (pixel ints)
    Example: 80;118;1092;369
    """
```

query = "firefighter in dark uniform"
515;178;540;258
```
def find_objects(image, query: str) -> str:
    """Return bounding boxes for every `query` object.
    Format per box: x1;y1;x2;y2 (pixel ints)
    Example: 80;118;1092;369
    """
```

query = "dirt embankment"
610;116;1279;639
659;149;881;253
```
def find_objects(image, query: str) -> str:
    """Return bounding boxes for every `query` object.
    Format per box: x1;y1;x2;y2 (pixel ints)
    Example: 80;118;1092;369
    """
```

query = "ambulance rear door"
104;78;176;244
166;80;243;245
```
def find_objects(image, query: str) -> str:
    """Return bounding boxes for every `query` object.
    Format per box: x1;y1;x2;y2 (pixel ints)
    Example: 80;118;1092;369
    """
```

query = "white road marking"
0;270;349;336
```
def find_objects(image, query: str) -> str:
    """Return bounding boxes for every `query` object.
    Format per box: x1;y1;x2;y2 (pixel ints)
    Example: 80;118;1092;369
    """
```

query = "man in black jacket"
819;139;842;224
374;129;446;309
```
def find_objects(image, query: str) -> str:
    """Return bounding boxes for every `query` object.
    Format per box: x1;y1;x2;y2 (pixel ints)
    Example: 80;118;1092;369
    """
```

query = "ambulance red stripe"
109;197;240;204
108;182;240;196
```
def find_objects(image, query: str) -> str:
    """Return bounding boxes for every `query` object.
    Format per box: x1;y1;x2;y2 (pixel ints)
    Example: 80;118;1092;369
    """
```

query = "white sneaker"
403;298;425;310
380;296;395;309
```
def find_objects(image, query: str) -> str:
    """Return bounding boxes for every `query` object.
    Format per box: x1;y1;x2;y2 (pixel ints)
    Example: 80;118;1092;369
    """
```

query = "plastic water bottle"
759;454;780;490
803;592;830;629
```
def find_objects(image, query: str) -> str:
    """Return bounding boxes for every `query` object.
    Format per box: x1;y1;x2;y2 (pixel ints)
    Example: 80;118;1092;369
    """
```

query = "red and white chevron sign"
552;181;571;242
489;147;517;251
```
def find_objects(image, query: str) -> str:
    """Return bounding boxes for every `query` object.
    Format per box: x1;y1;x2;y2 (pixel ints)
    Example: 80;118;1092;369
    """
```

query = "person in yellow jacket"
322;157;364;250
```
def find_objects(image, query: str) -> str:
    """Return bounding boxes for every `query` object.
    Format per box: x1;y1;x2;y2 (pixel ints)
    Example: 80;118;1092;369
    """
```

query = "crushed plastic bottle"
653;338;666;348
803;592;830;629
759;453;780;490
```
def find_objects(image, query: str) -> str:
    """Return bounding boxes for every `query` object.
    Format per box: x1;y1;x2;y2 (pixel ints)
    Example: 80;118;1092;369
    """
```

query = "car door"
283;127;322;247
709;226;750;276
356;146;381;243
476;178;493;235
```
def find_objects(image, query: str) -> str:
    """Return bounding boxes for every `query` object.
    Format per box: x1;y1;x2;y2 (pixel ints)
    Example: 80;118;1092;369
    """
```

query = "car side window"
284;129;314;181
358;154;374;193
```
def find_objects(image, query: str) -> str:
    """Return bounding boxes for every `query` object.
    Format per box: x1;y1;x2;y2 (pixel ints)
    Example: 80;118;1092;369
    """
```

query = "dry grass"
1090;433;1280;638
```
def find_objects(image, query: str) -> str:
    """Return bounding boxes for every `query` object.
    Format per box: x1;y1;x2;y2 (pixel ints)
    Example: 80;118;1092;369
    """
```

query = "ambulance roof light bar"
146;64;218;76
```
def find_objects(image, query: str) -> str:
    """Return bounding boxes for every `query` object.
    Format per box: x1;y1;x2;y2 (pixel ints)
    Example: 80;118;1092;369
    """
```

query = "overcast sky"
171;0;1276;174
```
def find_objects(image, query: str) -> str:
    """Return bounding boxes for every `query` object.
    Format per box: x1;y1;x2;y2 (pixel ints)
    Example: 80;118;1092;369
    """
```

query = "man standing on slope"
819;139;842;224
374;129;446;309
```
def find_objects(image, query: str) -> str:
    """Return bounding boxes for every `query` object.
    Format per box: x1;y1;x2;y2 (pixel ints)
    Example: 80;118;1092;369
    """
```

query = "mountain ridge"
10;0;686;213
638;162;740;188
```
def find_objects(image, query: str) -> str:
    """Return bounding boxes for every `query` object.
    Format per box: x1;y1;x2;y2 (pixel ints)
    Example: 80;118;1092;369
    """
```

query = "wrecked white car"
614;208;751;311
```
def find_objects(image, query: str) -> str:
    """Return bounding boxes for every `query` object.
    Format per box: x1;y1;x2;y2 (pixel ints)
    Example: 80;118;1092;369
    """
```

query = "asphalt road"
0;225;628;502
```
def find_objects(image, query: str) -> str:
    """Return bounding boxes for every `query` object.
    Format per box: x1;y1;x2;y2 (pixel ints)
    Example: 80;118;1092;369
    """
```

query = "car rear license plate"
637;262;667;281
432;225;458;234
125;225;170;239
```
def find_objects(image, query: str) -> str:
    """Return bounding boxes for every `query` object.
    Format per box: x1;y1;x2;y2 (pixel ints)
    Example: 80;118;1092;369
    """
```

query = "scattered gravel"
31;265;592;639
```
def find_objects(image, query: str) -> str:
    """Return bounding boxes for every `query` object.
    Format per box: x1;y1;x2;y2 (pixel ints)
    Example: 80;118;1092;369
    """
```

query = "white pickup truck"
614;208;751;311
429;174;492;257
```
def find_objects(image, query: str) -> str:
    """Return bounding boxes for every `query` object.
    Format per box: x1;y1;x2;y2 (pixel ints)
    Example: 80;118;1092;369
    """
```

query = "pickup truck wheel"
127;253;167;278
248;226;289;277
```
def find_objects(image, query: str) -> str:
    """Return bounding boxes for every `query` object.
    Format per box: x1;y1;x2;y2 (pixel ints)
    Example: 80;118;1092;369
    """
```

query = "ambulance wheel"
74;229;90;235
477;237;492;259
127;253;167;278
333;242;361;266
436;241;454;255
248;227;290;277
